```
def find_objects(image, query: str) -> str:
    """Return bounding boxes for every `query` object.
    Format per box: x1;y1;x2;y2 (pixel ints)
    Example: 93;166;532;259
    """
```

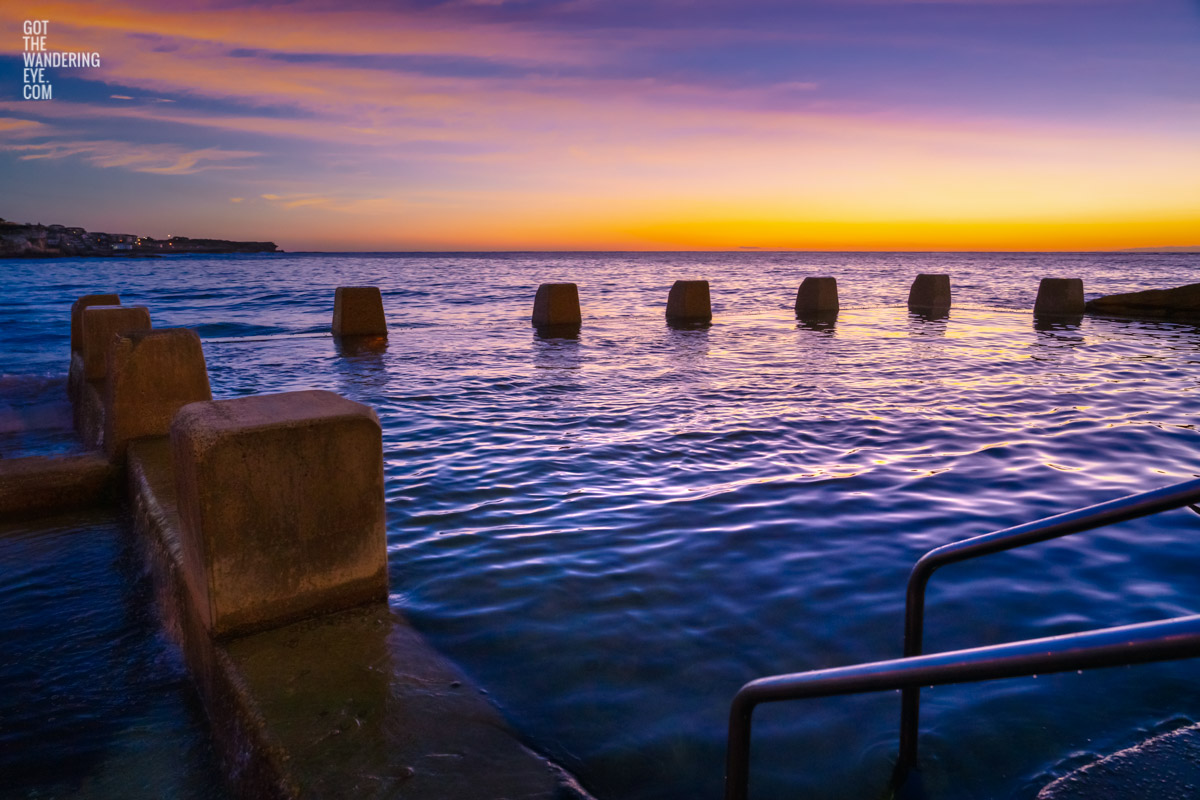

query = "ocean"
3;250;1200;799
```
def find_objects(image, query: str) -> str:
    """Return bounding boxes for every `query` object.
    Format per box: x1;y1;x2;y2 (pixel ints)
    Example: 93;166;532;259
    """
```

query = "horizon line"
270;246;1200;255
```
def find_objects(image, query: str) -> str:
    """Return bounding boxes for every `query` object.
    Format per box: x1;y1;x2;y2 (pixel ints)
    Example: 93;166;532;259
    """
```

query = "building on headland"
0;217;279;258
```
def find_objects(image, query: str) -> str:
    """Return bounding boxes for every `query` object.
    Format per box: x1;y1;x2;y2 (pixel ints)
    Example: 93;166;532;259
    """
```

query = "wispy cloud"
1;137;259;174
0;117;45;134
259;192;395;212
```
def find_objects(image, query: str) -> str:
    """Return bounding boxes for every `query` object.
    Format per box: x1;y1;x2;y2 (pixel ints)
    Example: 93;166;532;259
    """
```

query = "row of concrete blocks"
259;277;1090;342
532;275;1088;326
377;275;1085;327
68;293;387;638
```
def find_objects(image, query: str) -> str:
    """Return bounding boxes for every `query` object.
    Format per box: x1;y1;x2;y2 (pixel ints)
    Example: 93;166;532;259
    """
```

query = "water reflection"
333;335;389;395
1032;316;1085;351
335;334;388;358
1033;314;1083;333
666;318;712;333
796;312;838;335
532;327;582;372
907;308;949;335
664;320;710;362
533;324;581;343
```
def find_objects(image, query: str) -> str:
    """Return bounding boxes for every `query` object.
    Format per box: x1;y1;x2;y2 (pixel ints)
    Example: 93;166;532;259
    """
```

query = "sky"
1;0;1198;251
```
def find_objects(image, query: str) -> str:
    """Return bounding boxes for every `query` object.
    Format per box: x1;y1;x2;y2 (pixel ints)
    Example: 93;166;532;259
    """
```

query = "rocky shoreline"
1;217;278;257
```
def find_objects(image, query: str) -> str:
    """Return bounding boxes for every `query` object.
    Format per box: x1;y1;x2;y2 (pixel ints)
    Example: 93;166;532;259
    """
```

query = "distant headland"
0;217;279;258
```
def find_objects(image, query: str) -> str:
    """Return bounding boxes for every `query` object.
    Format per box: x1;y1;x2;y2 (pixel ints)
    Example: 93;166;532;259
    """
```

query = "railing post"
898;559;932;770
724;692;756;800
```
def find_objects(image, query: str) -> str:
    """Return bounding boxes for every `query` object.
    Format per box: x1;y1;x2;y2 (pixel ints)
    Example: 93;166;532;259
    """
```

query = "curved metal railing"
725;477;1200;800
899;477;1200;768
725;615;1200;800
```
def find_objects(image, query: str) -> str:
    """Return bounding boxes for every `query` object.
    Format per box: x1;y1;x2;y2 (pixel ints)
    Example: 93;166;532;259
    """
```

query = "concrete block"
666;280;712;321
127;438;593;800
908;274;951;310
332;287;387;337
69;294;120;401
80;305;151;382
531;283;581;327
171;390;388;638
70;293;120;353
1034;278;1085;316
104;329;212;460
795;277;839;315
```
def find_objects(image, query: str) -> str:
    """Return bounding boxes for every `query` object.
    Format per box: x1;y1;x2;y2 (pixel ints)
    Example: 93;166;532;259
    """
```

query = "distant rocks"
1085;283;1200;320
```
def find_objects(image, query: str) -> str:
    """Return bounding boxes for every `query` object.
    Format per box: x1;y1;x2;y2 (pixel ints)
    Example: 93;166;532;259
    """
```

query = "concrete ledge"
532;283;581;328
1035;278;1085;316
1085;282;1200;320
332;287;387;338
666;280;712;321
127;437;592;799
795;277;838;316
908;274;951;311
1039;723;1200;800
0;452;116;519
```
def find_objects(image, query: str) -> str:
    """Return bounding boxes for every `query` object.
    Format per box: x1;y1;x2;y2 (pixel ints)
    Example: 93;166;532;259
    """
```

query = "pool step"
1038;724;1200;800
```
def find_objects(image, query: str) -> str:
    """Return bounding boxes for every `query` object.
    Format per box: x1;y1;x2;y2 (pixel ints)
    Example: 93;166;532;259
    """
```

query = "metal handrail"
725;615;1200;800
898;477;1200;768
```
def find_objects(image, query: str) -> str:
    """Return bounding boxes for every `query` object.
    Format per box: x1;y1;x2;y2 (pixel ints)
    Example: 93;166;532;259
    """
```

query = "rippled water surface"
0;511;227;799
4;251;1200;799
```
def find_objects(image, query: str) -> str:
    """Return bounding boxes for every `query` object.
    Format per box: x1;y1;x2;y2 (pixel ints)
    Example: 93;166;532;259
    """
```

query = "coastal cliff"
0;217;278;257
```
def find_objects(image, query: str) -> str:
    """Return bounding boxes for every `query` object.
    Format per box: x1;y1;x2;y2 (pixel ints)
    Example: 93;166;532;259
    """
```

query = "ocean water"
3;251;1200;799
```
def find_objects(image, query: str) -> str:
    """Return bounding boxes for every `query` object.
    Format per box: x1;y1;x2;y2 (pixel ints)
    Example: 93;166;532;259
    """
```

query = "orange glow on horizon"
3;1;1198;252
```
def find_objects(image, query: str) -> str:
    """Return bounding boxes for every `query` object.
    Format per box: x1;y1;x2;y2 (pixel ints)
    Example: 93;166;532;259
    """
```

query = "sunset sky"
2;0;1198;251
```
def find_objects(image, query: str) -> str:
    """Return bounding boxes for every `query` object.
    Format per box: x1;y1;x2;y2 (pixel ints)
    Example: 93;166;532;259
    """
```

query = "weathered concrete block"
171;390;388;638
69;294;121;401
531;283;581;327
795;277;839;315
908;274;951;310
666;280;712;321
70;293;120;353
127;437;593;800
1084;282;1200;319
1034;278;1085;315
104;328;212;460
332;287;387;337
80;305;151;382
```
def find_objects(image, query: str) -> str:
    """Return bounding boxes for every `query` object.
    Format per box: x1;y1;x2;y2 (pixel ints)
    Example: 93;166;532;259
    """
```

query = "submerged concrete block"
531;282;581;327
666;280;712;321
795;277;839;315
1083;282;1200;319
1034;278;1085;316
70;293;120;353
332;286;387;337
171;390;388;638
104;329;212;460
908;274;951;310
80;305;151;382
